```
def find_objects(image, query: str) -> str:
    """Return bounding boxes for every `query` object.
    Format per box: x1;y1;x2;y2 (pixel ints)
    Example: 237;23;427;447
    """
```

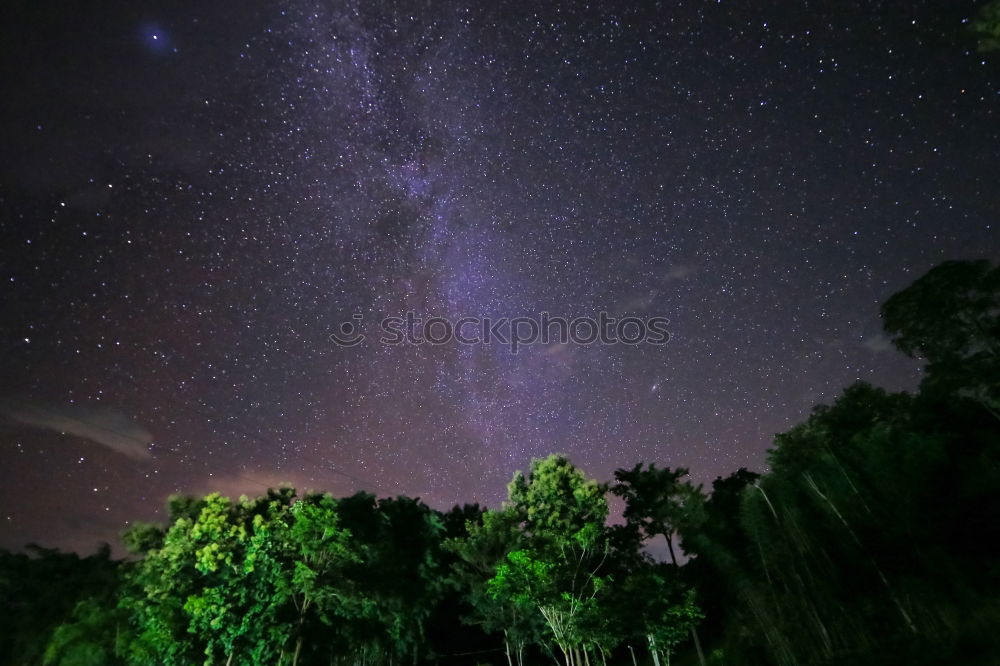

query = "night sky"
1;0;998;553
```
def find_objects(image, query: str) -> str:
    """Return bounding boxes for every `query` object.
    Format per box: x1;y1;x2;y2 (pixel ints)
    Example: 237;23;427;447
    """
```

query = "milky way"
1;0;998;552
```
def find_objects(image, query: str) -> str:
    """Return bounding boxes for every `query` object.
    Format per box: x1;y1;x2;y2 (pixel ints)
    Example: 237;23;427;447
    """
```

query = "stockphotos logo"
329;312;670;353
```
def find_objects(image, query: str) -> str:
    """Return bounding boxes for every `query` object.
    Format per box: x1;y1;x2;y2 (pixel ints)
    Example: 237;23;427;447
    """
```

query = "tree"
611;464;700;569
0;545;121;666
611;464;705;665
611;562;702;666
881;259;1000;416
369;496;448;665
676;470;759;662
488;454;614;666
447;507;545;666
181;492;261;666
120;488;370;666
280;492;360;666
120;499;211;666
972;0;1000;51
696;375;999;665
44;598;126;666
329;492;450;666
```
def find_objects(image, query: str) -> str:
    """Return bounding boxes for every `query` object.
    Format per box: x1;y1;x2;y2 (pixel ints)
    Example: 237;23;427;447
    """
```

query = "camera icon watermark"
329;312;670;354
330;314;366;347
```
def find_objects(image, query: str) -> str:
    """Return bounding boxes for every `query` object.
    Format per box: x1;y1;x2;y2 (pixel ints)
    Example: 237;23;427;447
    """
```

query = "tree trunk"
648;635;661;666
628;645;638;666
663;537;707;666
226;653;234;666
503;631;514;666
665;535;679;567
690;627;706;666
292;636;304;666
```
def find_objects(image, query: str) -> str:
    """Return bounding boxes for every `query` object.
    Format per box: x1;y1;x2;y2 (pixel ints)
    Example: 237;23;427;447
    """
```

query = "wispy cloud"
184;470;350;501
620;262;697;311
664;263;697;281
1;401;152;460
861;332;894;353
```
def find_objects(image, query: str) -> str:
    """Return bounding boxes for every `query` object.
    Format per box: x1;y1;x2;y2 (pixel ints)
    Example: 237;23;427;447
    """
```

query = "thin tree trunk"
665;535;679;567
503;631;514;666
648;635;661;666
584;645;591;666
628;645;638;666
690;627;706;666
664;534;708;666
226;653;234;666
292;636;304;666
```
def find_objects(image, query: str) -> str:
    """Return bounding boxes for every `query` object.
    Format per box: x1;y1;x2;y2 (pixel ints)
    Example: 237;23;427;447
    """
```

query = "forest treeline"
2;259;998;666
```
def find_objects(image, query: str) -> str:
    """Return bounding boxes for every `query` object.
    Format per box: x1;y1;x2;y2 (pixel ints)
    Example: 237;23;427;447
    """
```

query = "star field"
0;0;998;552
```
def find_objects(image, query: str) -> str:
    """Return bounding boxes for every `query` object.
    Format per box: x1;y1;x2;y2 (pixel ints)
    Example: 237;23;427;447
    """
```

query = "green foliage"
117;487;461;666
10;259;1000;666
121;523;164;555
612;462;701;565
611;463;706;663
663;259;1000;665
0;544;120;666
882;259;1000;414
971;0;1000;51
446;506;545;661
120;495;227;665
507;454;609;537
44;598;125;666
486;455;622;663
611;562;702;655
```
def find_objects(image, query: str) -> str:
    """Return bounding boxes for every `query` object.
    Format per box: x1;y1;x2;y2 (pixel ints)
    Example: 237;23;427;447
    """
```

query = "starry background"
0;0;997;553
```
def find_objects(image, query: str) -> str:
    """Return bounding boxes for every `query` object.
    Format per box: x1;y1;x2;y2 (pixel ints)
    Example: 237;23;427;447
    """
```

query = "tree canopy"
2;259;999;666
